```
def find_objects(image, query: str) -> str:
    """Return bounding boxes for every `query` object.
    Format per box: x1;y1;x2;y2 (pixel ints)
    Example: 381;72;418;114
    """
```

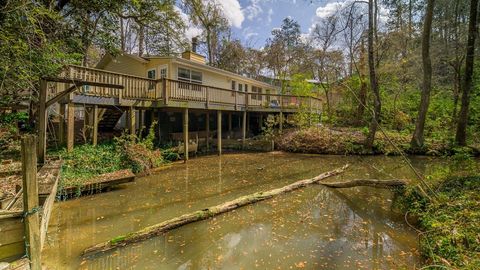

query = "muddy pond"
42;152;453;269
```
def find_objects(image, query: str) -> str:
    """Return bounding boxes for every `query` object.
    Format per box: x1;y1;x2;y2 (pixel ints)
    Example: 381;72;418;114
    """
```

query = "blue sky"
180;0;349;49
233;0;329;48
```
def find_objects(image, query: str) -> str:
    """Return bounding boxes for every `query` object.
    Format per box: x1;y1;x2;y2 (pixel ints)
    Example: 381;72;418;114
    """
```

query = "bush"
55;143;125;186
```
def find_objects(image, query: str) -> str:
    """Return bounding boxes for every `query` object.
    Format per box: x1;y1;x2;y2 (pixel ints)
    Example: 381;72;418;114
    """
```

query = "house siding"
103;55;146;77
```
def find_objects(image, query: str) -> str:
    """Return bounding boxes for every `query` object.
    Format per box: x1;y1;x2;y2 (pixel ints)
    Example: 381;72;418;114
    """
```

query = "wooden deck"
50;65;322;113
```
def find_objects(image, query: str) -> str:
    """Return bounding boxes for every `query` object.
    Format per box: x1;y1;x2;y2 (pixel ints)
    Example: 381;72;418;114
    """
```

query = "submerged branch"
319;179;407;188
82;164;349;256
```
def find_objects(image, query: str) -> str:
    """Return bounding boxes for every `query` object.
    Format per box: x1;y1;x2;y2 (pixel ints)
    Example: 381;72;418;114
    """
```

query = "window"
159;65;167;79
191;71;202;83
178;67;190;81
178;67;203;91
238;84;243;92
252;86;262;100
244;84;248;93
147;69;156;79
178;67;202;83
147;69;156;90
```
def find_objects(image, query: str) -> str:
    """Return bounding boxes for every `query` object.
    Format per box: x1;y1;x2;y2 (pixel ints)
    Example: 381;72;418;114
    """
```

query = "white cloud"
315;1;351;19
216;0;245;28
267;8;274;24
243;0;263;21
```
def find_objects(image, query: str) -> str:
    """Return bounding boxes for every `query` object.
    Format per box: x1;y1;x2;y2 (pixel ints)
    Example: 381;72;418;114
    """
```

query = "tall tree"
182;0;228;64
455;0;478;145
264;17;302;93
364;0;381;151
410;0;435;149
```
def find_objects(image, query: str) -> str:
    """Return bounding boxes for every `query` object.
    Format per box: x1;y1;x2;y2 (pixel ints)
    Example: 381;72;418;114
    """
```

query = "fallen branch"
318;179;407;189
82;164;349;256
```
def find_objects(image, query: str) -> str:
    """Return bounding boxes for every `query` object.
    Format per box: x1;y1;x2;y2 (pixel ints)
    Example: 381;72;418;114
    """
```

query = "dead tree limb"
319;179;407;189
82;164;349;256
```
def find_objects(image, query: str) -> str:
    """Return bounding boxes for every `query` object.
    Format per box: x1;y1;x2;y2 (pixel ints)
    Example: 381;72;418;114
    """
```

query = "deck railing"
57;65;322;112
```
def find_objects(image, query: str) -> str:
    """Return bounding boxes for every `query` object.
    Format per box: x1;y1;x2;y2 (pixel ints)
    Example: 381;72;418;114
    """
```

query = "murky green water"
43;153;451;269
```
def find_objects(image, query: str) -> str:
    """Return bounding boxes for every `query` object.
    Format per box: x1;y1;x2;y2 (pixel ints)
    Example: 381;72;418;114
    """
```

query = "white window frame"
177;67;203;84
159;65;168;79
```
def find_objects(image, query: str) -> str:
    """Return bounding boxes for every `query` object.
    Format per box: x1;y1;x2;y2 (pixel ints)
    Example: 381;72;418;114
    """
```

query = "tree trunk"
120;18;125;52
364;0;381;151
456;0;478;146
357;36;367;125
410;0;435;150
82;165;349;256
138;23;144;57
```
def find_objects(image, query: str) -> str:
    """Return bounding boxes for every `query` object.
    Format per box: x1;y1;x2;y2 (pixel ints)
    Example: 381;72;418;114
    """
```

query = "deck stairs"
98;107;124;131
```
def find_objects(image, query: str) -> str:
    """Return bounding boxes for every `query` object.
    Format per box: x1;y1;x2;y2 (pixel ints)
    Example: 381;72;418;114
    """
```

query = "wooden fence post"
21;135;41;270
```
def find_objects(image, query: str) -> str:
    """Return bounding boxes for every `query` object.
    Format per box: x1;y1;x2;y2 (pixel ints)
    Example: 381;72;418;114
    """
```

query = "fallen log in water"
318;179;407;189
82;164;349;256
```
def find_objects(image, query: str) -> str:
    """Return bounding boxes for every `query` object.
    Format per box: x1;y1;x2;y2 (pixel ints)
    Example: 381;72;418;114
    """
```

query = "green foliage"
289;74;314;96
292;105;320;128
397;176;480;269
55;144;125;186
0;1;81;106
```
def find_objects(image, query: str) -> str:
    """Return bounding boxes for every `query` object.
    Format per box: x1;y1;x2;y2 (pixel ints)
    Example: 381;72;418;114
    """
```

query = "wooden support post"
279;111;283;133
162;79;168;105
183;108;189;162
309;98;313;127
138;109;144;135
156;110;162;142
59;103;65;145
242;111;247;148
21;135;41;270
92;105;99;146
217;111;222;155
37;80;47;163
228;113;232;138
128;107;136;136
259;114;263;131
67;102;74;152
206;112;210;152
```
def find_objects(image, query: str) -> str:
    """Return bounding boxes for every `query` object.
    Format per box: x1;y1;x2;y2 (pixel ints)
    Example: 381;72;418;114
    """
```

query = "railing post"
21;135;41;270
163;79;168;105
118;76;123;104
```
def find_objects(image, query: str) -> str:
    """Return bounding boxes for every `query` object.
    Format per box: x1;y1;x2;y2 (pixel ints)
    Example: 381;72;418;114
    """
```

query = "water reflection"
41;153;450;269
